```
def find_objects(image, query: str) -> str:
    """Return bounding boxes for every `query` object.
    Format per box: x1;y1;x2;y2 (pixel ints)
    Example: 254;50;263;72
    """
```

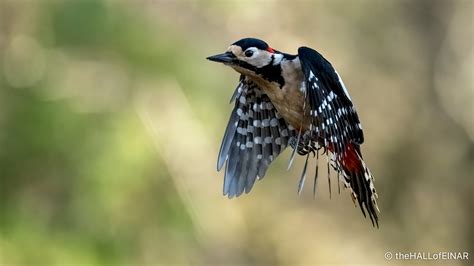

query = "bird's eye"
244;50;254;57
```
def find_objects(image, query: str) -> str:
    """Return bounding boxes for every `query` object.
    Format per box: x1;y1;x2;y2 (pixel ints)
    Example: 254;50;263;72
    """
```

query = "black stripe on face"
235;60;284;87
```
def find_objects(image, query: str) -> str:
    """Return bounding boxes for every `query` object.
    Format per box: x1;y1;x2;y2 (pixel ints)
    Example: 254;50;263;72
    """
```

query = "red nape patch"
329;143;362;173
267;47;275;53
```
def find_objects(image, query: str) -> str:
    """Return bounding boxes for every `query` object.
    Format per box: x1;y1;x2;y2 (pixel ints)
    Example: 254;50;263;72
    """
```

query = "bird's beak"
206;52;236;64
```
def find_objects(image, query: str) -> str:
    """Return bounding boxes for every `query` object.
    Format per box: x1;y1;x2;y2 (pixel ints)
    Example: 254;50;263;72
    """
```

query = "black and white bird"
207;38;379;226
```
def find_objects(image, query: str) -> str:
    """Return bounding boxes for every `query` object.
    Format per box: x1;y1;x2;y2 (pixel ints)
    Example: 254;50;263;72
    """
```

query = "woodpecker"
207;38;379;226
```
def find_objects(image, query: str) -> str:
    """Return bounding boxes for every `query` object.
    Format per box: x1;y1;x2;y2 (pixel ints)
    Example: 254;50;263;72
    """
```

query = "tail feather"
337;143;379;227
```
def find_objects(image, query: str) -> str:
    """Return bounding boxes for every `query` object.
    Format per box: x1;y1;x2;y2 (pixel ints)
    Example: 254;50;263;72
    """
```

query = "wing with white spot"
299;47;379;226
218;75;295;198
298;47;364;156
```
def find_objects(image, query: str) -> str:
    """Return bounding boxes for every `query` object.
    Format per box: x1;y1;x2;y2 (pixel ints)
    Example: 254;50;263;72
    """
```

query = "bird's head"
207;38;279;76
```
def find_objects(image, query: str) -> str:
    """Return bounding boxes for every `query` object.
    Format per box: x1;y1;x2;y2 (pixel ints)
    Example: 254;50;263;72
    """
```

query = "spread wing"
298;47;379;226
298;47;364;156
218;75;295;198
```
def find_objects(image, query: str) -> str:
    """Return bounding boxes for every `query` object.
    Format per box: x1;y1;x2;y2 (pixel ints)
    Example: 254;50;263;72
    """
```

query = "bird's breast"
261;57;311;131
252;77;311;132
232;58;312;131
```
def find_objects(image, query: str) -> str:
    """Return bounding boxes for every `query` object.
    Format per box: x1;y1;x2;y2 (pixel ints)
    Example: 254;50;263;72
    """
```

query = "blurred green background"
0;0;472;265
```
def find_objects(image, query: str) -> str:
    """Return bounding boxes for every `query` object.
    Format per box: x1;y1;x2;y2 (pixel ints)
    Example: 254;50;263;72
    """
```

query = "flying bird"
207;38;379;226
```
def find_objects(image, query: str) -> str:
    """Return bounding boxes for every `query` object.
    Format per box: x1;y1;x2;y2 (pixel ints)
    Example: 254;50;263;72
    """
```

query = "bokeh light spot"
3;34;46;88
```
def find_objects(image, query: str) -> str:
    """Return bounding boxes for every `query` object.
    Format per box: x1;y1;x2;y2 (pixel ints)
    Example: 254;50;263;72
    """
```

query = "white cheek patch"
244;50;272;68
272;53;284;65
227;45;273;68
